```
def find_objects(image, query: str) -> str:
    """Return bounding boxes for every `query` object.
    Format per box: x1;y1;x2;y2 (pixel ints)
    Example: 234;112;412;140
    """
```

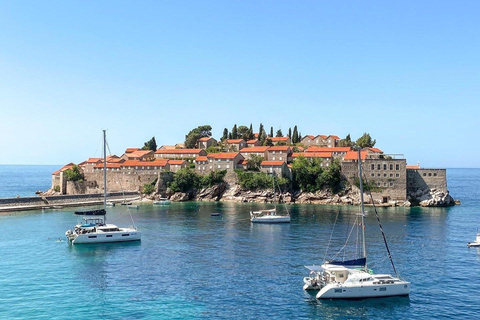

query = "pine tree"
276;129;283;137
232;124;238;139
258;123;264;139
222;128;228;141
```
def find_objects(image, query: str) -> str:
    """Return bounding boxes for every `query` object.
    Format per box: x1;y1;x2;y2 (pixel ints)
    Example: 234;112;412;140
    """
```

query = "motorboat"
153;198;170;205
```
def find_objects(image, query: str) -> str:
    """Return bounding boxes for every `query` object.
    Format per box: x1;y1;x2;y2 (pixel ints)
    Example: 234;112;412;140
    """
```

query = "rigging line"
323;209;340;262
330;216;359;260
363;172;398;277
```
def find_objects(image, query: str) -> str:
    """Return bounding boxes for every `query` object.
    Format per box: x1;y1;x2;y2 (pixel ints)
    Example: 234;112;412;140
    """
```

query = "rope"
363;173;398;277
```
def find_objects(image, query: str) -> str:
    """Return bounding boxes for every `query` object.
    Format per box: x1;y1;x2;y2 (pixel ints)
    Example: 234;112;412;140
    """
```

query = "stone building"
195;152;244;175
225;139;246;151
270;136;290;145
406;167;447;196
266;146;292;162
260;161;292;179
168;160;188;173
239;146;269;160
154;148;206;160
197;137;217;150
291;152;333;167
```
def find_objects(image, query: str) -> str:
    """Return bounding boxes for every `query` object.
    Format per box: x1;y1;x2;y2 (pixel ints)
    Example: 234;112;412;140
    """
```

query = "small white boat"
211;212;221;217
153;198;170;205
467;229;480;247
106;202;115;207
250;208;290;223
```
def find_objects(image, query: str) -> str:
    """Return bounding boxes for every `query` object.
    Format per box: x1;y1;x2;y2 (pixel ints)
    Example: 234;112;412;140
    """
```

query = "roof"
247;139;259;144
52;163;76;175
292;152;332;158
207;152;241;159
168;160;186;165
267;146;292;152
366;147;383;153
305;147;351;153
226;139;244;144
237;159;247;165
120;159;169;167
270;137;289;142
261;161;286;166
94;163;122;169
195;156;208;162
126;150;153;158
159;145;177;150
198;137;215;142
303;135;315;140
155;148;204;154
344;151;368;161
85;158;102;163
328;135;341;140
406;165;420;169
125;148;140;153
240;146;269;153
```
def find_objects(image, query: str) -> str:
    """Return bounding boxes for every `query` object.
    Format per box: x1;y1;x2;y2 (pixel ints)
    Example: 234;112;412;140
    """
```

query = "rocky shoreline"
147;182;456;208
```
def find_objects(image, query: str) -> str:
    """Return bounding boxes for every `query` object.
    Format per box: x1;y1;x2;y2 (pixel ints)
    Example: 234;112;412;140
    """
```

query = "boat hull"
467;242;480;247
71;230;142;244
316;282;410;299
251;216;291;223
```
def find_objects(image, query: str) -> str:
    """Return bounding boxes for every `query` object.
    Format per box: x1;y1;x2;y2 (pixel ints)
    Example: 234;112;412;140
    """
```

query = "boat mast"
357;148;367;271
103;130;107;214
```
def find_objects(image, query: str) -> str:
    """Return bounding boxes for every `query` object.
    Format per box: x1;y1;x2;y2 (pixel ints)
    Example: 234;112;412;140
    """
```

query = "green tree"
258;127;267;144
221;128;229;141
64;165;84;181
142;183;155;195
141;136;157;151
356;133;376;148
292;125;299;143
237;125;250;140
288;128;292;140
246;155;264;171
168;168;200;192
185;125;212;148
263;138;273;146
200;170;227;188
232;124;238;139
338;134;354;147
258;123;264;138
291;156;323;192
276;129;283;137
270;127;274;137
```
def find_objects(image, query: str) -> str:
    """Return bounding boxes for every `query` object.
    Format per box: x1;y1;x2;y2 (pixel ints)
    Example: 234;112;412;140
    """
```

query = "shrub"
142;183;155;195
64;165;84;181
54;185;60;192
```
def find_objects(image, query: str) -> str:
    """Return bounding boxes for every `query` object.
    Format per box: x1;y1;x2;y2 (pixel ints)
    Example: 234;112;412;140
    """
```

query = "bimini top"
74;209;106;216
325;257;366;268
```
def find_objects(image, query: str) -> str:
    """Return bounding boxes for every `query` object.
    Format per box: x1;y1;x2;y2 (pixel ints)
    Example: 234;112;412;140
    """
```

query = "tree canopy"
355;133;376;148
141;137;157;151
64;165;84;182
184;125;212;148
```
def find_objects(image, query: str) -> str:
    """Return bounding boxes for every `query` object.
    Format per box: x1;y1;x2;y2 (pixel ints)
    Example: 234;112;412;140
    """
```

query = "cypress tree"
270;127;274;138
292;125;298;143
232;124;238;139
288;128;292;140
222;128;228;141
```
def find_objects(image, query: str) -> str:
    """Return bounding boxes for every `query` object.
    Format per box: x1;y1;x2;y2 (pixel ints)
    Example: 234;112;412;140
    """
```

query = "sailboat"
303;149;409;299
467;229;480;247
250;174;290;223
65;130;141;244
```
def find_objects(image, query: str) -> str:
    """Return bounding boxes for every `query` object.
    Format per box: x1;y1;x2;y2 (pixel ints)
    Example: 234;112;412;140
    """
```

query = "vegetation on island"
291;157;343;193
64;165;84;181
185;125;212;148
141;137;157;151
168;168;227;193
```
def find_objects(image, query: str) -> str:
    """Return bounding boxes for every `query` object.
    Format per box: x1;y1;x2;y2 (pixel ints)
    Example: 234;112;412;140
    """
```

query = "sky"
1;1;479;168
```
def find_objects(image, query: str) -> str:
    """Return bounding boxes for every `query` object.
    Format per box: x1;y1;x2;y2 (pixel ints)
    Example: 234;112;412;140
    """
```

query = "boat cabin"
322;266;349;284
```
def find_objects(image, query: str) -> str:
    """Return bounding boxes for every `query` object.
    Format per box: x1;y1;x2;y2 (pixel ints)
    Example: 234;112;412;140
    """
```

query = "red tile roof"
261;161;285;166
125;148;140;153
127;150;153;158
270;137;289;142
267;146;292;152
344;151;368;160
240;146;269;153
86;158;102;163
292;152;332;158
52;163;76;175
168;160;186;165
120;159;168;167
406;165;420;169
328;135;340;140
195;156;208;162
198;137;214;142
366;147;383;153
247;139;259;144
306;147;351;153
207;152;241;159
226;139;244;144
304;135;315;140
155;148;204;154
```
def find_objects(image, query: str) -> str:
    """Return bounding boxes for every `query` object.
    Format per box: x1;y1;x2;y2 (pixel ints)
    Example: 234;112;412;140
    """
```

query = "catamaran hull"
316;282;410;299
70;231;142;244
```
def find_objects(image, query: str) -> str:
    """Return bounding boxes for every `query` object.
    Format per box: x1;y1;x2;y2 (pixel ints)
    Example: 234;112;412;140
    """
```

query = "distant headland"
46;124;455;207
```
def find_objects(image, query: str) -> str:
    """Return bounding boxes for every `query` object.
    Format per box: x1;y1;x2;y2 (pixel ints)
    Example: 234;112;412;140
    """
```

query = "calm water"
0;165;59;198
0;167;479;319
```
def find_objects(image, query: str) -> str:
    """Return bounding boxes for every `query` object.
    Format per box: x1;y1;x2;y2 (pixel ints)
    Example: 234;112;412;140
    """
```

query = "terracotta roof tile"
207;152;241;159
240;146;269;153
306;147;351;153
261;161;285;166
344;151;368;160
270;137;289;142
125;148;140;153
198;137;214;142
168;160;186;165
292;152;332;158
195;156;208;162
267;146;292;152
155;148;204;154
406;165;420;169
226;139;244;143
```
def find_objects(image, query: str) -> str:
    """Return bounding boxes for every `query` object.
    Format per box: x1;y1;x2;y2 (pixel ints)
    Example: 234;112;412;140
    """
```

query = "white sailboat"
467;229;480;247
303;149;409;299
250;174;290;223
65;130;141;244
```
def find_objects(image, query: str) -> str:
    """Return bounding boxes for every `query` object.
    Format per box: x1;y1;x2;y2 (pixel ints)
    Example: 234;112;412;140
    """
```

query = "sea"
0;166;479;320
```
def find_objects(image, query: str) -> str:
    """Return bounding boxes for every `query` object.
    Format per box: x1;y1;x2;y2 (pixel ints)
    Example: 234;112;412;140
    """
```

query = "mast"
357;148;367;271
103;130;107;213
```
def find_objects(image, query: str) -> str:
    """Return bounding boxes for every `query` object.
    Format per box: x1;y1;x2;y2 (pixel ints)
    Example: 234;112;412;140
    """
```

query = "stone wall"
341;158;408;203
84;171;159;193
407;169;447;195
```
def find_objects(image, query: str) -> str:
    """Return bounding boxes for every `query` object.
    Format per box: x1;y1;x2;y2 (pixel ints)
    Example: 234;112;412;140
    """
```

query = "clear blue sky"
1;1;478;168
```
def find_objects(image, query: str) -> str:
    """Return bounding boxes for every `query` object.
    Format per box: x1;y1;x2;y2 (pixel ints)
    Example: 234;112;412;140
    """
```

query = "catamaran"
65;130;141;244
303;149;410;299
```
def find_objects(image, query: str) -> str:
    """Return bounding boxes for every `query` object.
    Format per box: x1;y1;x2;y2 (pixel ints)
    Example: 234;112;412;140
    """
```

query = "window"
377;164;381;170
371;173;375;177
334;289;342;293
390;164;393;170
423;173;427;176
380;287;387;292
226;165;230;169
390;173;393;177
371;164;375;170
389;182;394;187
377;174;381;177
396;174;399;177
383;164;387;170
384;183;387;187
218;165;221;169
384;174;387;177
88;236;97;238
377;183;381;187
122;234;130;237
106;235;113;238
434;173;437;176
428;173;432;176
396;164;399;170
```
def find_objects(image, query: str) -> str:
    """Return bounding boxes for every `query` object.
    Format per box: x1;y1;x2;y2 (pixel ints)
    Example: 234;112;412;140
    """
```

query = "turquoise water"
0;168;479;319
